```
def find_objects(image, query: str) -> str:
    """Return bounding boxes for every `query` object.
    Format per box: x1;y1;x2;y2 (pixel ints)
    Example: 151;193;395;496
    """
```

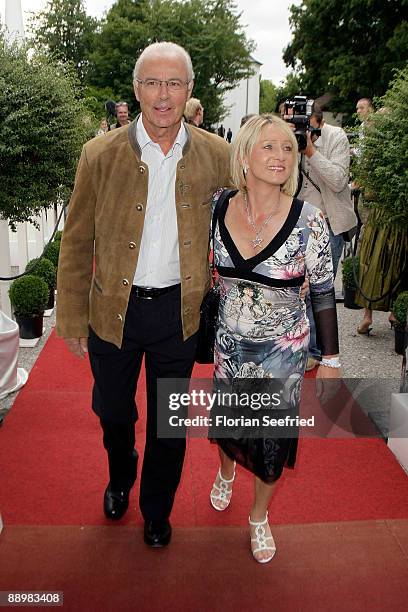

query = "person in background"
111;101;131;129
296;103;356;370
184;97;204;127
352;97;374;226
95;118;109;136
351;97;387;334
356;98;374;124
217;124;225;138
209;114;340;563
355;104;405;333
226;127;233;143
240;114;256;127
56;42;230;549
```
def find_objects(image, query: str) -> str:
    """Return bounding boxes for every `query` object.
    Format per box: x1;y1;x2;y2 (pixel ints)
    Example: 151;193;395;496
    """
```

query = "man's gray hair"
133;42;194;83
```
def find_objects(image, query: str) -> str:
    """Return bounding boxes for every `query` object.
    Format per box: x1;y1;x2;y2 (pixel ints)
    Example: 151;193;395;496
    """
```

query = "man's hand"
304;130;316;158
64;337;88;358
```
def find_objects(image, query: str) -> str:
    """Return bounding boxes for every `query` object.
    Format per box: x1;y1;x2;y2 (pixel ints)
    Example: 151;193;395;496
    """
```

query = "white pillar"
17;224;29;269
0;221;12;317
42;208;55;245
5;0;25;42
9;223;29;271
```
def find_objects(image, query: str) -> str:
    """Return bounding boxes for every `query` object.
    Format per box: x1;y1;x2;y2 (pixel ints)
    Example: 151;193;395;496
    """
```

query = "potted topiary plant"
342;256;362;309
25;257;56;310
9;275;49;340
43;241;60;270
392;291;408;355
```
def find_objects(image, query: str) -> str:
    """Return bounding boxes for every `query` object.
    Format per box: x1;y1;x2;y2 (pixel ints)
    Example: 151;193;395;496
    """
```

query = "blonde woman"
209;115;341;563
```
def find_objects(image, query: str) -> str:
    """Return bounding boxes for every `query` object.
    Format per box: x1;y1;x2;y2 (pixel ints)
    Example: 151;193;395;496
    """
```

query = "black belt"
131;284;180;299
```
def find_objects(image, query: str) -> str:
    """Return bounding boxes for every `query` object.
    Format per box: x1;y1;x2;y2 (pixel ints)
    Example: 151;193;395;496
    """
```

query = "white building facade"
216;56;262;141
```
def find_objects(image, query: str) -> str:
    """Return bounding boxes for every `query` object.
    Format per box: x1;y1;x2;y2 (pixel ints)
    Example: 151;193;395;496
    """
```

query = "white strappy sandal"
249;512;276;563
210;465;236;511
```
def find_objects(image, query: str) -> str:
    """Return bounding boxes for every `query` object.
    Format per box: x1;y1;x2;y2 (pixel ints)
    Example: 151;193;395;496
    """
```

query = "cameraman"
297;104;357;369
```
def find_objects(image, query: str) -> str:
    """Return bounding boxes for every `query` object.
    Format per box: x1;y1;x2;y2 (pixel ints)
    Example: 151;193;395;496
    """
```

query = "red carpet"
0;331;407;527
2;522;408;612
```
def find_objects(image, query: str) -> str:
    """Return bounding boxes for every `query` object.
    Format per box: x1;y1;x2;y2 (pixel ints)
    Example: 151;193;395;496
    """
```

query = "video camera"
283;96;321;151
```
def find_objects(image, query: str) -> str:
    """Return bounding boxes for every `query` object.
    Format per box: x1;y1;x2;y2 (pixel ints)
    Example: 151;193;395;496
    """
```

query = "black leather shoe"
143;519;172;547
104;485;131;520
103;450;138;520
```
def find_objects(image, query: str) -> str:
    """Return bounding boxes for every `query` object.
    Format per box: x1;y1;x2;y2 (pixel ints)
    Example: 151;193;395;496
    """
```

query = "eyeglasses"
136;78;191;92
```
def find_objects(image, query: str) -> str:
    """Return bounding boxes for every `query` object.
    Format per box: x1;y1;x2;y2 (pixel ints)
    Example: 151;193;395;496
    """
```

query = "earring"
243;165;248;176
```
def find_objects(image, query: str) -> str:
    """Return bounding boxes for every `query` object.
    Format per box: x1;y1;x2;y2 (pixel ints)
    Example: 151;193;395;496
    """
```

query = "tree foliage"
259;80;278;114
28;0;97;81
354;65;408;228
86;0;255;125
275;72;304;111
0;31;92;229
85;0;148;110
283;0;408;118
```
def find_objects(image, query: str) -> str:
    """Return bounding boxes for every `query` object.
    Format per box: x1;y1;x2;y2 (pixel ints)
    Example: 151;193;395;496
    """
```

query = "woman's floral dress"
212;189;338;483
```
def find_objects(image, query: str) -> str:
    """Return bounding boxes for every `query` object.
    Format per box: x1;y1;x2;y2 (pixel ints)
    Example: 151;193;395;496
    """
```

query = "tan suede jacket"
56;119;231;348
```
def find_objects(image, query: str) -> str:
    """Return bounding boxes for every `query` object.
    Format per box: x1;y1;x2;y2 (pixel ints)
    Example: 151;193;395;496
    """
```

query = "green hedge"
43;241;60;269
9;275;49;317
25;257;56;290
354;66;408;229
0;30;93;230
342;256;359;289
393;291;408;329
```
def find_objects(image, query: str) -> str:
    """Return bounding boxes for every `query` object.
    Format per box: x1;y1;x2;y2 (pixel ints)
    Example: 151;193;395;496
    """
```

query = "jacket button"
129;242;136;249
139;166;146;174
180;164;185;170
116;314;123;321
122;279;129;286
136;204;143;211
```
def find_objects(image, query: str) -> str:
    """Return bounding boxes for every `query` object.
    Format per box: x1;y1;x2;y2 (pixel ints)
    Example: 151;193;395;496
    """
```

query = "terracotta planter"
15;314;44;339
343;287;362;310
394;327;408;356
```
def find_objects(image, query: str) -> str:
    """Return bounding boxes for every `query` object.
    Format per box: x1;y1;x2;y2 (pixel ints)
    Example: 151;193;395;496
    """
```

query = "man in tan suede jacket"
56;42;230;547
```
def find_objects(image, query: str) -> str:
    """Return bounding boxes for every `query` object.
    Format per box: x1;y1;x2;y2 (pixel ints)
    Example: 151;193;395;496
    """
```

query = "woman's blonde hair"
230;114;299;196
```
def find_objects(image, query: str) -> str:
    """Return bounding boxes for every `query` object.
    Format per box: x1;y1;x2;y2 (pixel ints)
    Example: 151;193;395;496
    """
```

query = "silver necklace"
243;191;280;249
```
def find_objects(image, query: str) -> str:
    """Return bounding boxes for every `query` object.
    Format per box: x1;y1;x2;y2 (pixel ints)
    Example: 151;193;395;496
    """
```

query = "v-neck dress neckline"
218;189;304;272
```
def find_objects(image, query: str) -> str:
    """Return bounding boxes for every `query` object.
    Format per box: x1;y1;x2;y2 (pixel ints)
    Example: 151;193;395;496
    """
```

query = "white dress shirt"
133;117;187;287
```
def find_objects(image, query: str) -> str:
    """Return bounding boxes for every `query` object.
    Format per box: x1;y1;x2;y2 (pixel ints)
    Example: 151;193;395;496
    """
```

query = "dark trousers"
88;286;197;521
